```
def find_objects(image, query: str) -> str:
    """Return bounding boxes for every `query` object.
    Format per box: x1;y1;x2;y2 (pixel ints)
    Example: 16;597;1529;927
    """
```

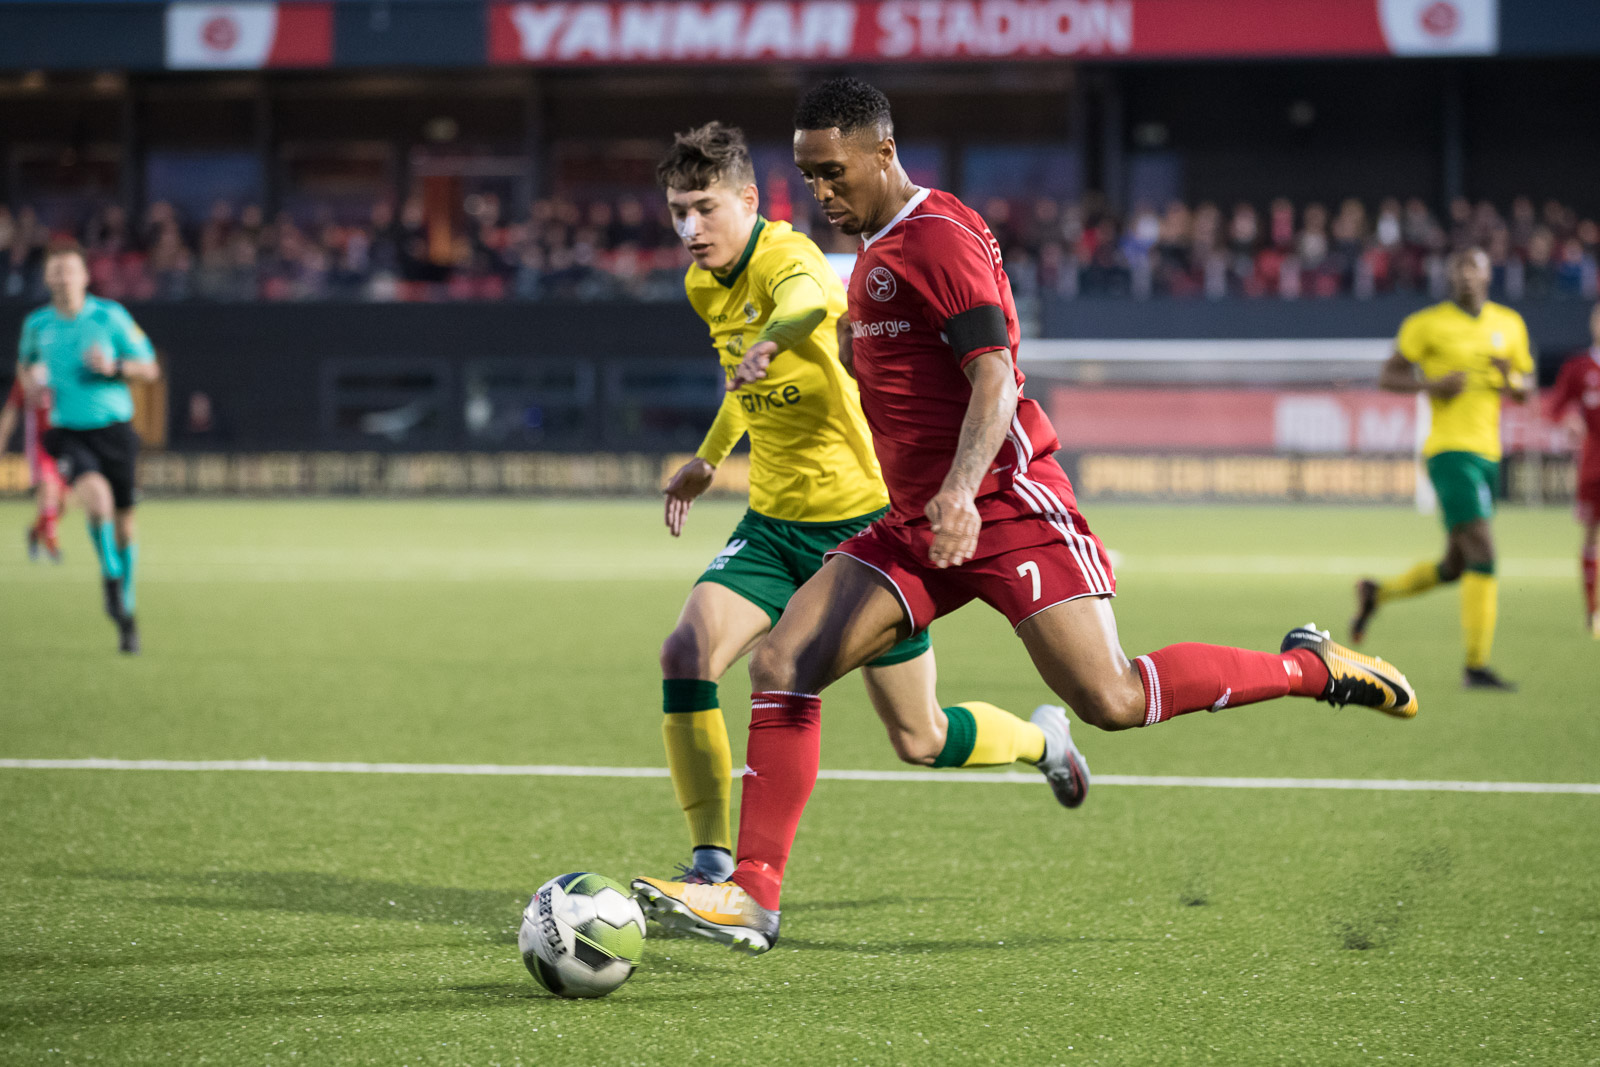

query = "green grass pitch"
1;498;1596;1065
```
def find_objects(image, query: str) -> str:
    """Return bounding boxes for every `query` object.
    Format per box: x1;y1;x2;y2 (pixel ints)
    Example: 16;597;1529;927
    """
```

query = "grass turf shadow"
1326;844;1454;952
70;867;528;943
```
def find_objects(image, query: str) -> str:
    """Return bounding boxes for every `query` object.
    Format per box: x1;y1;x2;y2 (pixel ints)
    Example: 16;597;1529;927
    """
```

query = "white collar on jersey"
860;187;931;250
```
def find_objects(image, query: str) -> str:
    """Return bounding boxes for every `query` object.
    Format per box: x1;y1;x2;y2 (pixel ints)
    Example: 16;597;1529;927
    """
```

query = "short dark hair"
656;121;755;193
44;237;86;263
794;77;893;139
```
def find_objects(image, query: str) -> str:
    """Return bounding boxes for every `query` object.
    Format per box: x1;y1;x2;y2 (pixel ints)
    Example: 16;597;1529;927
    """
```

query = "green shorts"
696;508;932;667
1426;451;1499;530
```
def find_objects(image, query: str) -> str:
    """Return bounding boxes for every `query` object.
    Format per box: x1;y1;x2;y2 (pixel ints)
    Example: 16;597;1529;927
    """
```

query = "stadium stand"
2;192;1595;304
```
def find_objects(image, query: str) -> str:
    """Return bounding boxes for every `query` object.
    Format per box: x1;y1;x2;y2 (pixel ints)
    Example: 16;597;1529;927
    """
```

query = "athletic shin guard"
1134;644;1329;726
87;521;122;580
661;679;733;854
118;542;138;615
731;692;821;911
932;702;1046;767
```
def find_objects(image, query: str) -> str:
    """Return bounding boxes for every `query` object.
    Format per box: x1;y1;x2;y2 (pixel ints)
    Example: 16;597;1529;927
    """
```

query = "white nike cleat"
1030;704;1089;809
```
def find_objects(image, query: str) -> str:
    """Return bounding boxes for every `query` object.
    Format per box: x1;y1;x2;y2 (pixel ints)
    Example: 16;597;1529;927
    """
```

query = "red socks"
1583;545;1597;616
730;692;822;911
37;505;59;543
1134;644;1329;726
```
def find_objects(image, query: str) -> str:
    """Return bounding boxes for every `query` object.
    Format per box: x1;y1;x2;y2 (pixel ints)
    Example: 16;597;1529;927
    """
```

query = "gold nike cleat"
631;876;779;955
1281;623;1418;719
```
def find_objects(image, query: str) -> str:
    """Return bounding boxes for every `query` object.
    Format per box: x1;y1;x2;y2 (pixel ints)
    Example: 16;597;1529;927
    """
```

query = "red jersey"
847;187;1062;530
1546;350;1600;483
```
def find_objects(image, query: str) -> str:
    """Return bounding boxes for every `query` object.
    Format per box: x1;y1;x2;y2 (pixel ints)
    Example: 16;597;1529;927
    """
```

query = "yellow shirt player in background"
653;122;1082;884
1352;248;1532;690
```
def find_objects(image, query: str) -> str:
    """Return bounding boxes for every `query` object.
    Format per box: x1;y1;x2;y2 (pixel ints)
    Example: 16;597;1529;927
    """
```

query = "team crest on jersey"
1490;332;1504;348
866;267;897;302
743;301;759;323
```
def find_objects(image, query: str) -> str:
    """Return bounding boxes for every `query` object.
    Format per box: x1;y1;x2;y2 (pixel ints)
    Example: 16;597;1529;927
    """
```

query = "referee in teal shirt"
17;242;159;653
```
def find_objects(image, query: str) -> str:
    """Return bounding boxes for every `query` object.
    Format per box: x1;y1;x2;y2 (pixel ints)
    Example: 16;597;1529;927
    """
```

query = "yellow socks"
661;680;732;852
932;701;1047;768
1461;570;1498;669
1377;561;1442;604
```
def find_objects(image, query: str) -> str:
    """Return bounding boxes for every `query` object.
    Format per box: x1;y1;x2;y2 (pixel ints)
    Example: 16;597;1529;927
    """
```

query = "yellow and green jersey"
687;217;886;523
1396;300;1533;461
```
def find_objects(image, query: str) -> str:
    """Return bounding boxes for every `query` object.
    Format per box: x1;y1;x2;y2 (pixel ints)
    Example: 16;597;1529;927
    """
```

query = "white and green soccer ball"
519;872;645;998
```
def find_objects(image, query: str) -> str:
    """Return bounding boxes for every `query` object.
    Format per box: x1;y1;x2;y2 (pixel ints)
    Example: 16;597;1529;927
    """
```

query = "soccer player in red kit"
0;374;66;562
633;78;1418;954
1544;300;1600;636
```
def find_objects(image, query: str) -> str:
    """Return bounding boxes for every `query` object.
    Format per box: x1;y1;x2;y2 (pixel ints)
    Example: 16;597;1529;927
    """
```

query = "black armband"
943;304;1009;360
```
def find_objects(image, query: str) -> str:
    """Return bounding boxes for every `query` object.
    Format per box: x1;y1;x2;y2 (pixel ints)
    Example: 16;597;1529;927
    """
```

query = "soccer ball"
518;872;646;998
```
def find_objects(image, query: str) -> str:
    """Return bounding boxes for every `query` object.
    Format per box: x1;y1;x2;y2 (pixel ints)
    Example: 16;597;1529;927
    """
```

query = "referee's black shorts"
42;421;141;509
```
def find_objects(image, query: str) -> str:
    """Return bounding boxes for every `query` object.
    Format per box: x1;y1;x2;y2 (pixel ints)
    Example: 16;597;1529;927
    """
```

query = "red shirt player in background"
631;78;1422;954
0;371;66;561
1543;300;1600;636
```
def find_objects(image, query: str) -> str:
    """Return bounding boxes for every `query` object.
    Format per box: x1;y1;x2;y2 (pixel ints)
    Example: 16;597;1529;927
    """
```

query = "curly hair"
655;121;756;192
793;77;893;139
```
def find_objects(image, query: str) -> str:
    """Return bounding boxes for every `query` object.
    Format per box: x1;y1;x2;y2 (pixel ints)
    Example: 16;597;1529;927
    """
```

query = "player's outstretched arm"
728;271;828;391
926;349;1017;569
727;340;779;391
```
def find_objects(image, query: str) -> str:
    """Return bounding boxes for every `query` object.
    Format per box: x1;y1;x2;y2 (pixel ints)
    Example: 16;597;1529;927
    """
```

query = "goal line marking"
1;758;1596;795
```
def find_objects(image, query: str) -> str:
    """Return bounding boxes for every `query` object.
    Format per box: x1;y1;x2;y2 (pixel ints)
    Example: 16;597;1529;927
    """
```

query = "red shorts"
828;476;1117;632
1577;472;1600;527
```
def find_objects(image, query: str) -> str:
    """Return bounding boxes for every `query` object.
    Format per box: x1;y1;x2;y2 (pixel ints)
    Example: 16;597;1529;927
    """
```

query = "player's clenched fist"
925;487;981;568
663;456;716;537
727;340;779;392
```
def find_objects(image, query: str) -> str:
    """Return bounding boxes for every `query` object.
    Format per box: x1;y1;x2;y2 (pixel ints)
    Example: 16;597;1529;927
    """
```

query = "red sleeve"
900;219;1007;361
1544;359;1576;421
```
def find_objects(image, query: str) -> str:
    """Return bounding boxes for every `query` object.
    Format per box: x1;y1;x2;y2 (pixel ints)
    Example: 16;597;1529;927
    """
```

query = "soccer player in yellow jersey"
1352;248;1532;690
653;122;1089;882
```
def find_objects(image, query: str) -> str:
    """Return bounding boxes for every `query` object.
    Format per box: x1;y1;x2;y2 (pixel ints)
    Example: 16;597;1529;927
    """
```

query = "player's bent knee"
659;627;708;679
887;730;941;766
1072;680;1146;732
748;637;810;695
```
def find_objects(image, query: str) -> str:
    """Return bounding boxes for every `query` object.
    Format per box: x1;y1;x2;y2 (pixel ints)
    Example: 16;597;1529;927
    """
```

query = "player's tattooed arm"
926;349;1018;569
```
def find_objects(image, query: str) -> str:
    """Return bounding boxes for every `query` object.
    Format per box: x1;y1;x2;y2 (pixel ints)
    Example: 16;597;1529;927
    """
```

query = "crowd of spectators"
988;194;1600;302
1;191;1596;304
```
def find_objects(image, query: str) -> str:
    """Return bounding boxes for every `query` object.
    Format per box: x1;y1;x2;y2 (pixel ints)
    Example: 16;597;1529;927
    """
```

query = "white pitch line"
1;758;1596;795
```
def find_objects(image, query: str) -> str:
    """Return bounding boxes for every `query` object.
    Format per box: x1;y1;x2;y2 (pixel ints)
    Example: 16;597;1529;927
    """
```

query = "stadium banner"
166;2;334;69
0;451;1572;503
486;0;1498;66
1047;387;1564;455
